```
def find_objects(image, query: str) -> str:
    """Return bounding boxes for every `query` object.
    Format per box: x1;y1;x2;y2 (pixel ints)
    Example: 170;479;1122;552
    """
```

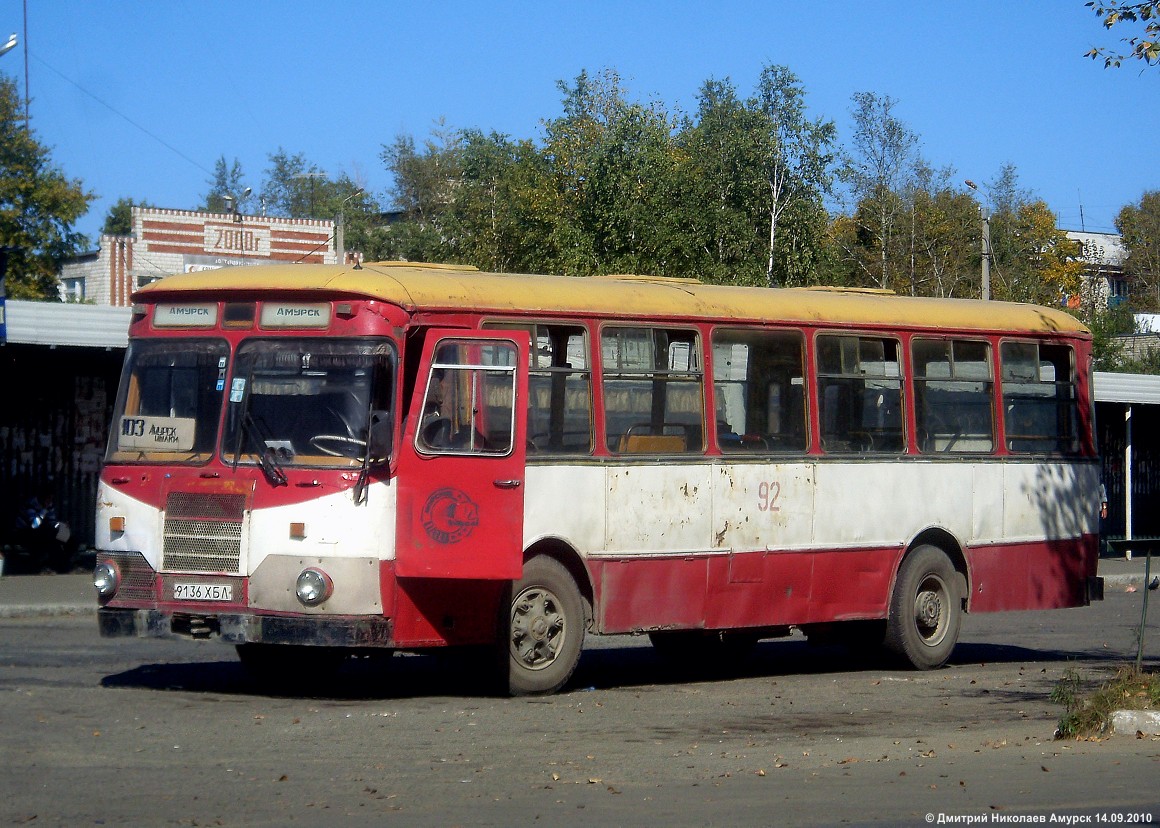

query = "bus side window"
602;327;704;454
487;322;593;455
712;328;806;453
913;338;995;454
1001;341;1079;454
817;334;904;454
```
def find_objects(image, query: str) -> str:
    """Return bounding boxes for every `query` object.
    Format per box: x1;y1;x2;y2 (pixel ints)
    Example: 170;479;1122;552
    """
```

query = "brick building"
60;206;338;306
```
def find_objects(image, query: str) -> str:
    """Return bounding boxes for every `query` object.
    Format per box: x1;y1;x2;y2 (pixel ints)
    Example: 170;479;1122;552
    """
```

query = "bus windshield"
222;338;394;469
106;339;229;464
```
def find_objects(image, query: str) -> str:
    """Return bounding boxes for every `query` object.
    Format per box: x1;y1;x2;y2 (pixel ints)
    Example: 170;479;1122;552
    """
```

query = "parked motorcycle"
9;491;75;573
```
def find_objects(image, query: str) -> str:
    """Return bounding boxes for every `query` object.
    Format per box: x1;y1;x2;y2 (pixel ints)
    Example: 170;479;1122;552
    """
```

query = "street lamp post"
335;189;364;264
964;180;991;301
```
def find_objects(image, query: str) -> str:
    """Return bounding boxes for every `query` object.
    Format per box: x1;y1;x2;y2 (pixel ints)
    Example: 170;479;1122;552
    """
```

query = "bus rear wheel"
506;556;585;696
885;545;962;670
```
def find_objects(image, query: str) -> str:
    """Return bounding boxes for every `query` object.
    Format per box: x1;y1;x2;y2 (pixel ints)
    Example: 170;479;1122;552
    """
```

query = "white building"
1066;230;1127;308
60;206;339;306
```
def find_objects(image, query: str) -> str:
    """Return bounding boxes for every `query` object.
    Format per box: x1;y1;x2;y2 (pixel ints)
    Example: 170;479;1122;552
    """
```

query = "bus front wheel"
506;556;585;696
885;545;962;670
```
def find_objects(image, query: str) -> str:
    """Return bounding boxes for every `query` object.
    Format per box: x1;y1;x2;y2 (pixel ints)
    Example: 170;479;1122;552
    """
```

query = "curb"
1111;709;1160;736
1102;572;1154;587
0;604;96;619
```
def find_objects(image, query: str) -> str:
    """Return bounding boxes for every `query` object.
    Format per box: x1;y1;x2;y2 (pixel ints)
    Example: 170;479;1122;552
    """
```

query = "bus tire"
885;545;961;670
506;556;585;696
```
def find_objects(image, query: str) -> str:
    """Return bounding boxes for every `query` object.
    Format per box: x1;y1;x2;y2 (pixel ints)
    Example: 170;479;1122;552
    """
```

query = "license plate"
173;583;232;602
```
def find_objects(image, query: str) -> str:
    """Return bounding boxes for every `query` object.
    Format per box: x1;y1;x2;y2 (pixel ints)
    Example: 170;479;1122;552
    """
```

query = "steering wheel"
326;395;364;440
420;415;452;448
309;434;367;457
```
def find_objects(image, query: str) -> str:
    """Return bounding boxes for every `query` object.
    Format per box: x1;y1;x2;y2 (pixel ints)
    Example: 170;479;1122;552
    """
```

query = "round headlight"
94;561;120;599
295;567;332;607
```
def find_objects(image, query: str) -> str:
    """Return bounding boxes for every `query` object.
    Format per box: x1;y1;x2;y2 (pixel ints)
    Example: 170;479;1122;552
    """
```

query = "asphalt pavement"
0;551;1156;619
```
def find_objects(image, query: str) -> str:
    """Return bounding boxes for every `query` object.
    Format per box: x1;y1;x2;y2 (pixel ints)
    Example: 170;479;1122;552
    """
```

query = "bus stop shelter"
0;300;129;551
1094;370;1160;557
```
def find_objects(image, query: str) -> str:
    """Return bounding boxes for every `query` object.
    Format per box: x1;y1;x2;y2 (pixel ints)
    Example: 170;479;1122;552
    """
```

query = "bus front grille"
162;492;245;574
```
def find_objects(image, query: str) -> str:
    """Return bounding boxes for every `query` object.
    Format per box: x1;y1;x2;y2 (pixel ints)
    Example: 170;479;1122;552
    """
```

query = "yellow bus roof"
134;261;1090;337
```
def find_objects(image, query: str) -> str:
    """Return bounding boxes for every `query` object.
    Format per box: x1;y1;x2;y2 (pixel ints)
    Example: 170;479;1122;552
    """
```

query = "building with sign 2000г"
59;205;340;306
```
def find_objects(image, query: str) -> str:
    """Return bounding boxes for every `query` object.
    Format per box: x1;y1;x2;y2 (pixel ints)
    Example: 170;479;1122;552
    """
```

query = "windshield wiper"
248;413;289;487
237;410;288;487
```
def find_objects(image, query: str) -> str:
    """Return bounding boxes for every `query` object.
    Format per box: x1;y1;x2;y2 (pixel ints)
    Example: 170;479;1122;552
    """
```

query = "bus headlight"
94;561;120;599
295;567;333;607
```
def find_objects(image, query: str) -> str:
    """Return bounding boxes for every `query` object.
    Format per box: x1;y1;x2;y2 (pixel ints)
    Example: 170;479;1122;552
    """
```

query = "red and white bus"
94;262;1103;694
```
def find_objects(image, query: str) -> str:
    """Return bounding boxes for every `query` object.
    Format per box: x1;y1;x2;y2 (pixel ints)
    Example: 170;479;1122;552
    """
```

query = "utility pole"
980;208;991;301
335;189;364;264
22;0;28;125
965;180;991;300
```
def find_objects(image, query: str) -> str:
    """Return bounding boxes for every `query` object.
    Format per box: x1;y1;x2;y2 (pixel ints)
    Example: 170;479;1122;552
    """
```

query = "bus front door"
395;330;529;579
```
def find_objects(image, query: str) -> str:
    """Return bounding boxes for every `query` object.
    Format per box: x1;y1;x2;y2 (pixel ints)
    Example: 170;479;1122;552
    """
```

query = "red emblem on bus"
420;487;480;544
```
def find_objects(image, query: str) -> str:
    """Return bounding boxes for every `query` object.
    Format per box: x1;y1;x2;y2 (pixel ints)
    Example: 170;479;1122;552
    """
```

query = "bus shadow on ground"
98;636;1133;701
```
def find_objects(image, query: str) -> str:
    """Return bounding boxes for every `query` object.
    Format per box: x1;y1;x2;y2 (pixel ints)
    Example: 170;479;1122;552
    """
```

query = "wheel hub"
510;587;565;670
913;574;949;646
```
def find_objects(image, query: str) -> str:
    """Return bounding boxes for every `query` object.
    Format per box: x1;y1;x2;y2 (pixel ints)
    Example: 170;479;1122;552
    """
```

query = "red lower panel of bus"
374;534;1099;646
591;547;904;635
964;534;1098;613
386;568;505;648
589;535;1099;635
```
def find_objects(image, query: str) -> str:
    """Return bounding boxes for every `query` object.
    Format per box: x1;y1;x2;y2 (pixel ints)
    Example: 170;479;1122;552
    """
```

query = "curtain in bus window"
816;335;904;454
712;329;807;453
913;339;995;454
602;327;704;454
485;322;593;455
1001;342;1079;454
417;339;518;455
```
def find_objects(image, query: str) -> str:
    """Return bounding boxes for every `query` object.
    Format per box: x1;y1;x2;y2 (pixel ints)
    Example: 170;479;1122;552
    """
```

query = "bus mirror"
369;410;392;461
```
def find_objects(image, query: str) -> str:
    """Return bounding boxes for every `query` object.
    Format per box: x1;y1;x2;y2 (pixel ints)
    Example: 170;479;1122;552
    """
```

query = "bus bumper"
98;607;395;647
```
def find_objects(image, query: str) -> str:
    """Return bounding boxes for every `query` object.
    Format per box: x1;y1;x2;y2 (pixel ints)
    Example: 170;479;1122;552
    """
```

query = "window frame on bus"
710;326;809;455
813;330;907;456
998;338;1082;456
414;336;522;458
599;323;706;456
482;320;595;457
911;336;996;456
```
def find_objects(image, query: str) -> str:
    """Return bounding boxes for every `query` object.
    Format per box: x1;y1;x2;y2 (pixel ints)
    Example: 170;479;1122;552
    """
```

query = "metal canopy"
2;300;130;349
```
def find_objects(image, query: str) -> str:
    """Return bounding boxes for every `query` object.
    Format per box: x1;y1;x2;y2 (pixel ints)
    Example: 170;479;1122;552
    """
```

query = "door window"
417;339;520;455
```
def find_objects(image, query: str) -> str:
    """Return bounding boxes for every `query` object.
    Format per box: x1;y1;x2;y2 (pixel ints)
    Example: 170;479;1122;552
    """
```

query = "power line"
29;51;214;177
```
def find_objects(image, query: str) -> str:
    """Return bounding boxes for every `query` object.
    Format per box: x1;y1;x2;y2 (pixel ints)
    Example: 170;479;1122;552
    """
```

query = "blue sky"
1;1;1154;244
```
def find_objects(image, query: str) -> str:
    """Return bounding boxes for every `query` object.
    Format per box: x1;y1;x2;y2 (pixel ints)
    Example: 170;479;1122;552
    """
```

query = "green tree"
540;69;682;276
377;124;463;262
840;92;921;290
201;156;251;213
753;65;836;287
907;166;979;297
442;129;554;273
253;149;379;260
102;197;138;235
679;78;767;283
0;74;93;299
260;148;328;218
989;199;1084;305
1086;301;1135;370
1086;1;1160;67
1116;191;1160;309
